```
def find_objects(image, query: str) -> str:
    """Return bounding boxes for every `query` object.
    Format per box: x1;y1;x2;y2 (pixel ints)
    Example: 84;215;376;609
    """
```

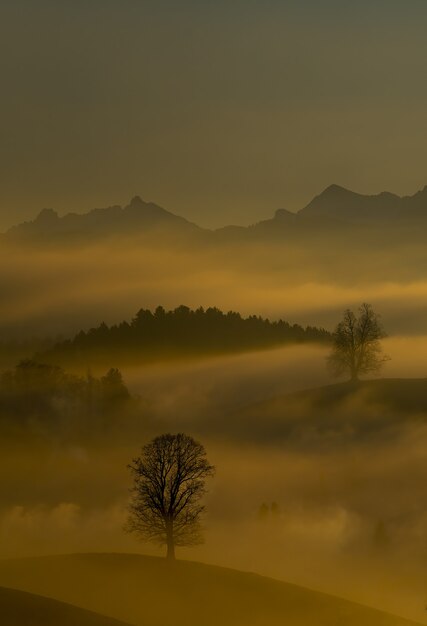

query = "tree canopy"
40;305;330;366
327;303;388;381
0;360;132;436
126;433;215;559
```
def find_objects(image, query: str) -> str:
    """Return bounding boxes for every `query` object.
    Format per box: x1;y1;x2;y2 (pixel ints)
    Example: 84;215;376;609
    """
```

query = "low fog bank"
123;336;427;435
124;343;330;422
2;340;427;619
2;237;427;338
1;431;427;621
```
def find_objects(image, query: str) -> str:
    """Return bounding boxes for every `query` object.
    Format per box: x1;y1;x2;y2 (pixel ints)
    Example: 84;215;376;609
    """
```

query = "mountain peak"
322;184;350;194
299;184;405;222
6;196;200;240
129;195;145;208
316;184;360;201
274;208;296;220
35;208;59;223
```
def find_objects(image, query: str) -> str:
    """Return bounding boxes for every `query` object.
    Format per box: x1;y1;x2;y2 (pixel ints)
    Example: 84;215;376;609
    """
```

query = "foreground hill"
0;585;131;626
0;553;421;626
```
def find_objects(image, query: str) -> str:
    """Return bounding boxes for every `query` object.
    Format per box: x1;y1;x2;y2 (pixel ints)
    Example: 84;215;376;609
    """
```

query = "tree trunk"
166;539;175;560
350;363;359;381
166;521;175;560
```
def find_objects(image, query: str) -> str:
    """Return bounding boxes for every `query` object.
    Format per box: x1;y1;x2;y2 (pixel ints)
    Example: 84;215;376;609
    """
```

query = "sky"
1;0;427;230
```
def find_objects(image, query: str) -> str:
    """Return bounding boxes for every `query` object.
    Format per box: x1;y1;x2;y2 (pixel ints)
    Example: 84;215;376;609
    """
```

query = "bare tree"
327;303;388;381
126;433;214;560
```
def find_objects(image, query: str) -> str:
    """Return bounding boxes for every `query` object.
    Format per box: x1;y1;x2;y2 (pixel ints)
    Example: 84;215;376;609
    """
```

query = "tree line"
0;359;133;435
40;305;330;366
0;303;391;560
126;303;391;561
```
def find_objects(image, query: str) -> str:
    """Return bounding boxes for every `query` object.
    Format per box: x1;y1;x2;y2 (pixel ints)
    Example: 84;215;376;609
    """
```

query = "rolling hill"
186;377;427;445
0;585;132;626
0;553;422;626
36;305;329;369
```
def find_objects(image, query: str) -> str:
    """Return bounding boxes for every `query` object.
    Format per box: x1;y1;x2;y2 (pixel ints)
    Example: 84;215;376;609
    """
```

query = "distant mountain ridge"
6;195;200;240
298;184;427;223
5;184;427;241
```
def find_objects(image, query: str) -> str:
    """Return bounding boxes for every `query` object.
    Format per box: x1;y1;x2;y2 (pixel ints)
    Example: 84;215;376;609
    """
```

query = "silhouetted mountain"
299;184;407;223
5;185;427;244
233;184;427;240
6;196;200;241
245;184;427;236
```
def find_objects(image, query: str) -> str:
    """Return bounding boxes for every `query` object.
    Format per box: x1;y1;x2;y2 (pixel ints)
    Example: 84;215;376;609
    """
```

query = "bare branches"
327;303;389;381
125;433;215;559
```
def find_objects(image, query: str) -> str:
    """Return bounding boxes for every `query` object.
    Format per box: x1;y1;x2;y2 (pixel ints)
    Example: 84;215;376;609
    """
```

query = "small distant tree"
270;501;280;517
258;502;269;520
327;303;388;381
373;519;391;551
126;433;214;560
100;368;130;406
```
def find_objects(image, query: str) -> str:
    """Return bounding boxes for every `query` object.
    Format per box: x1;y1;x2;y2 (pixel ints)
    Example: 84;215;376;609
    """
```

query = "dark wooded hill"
39;305;330;367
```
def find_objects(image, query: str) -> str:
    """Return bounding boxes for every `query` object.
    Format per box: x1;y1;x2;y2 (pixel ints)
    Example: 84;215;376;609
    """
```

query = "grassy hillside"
0;553;422;626
222;378;427;444
285;378;427;414
0;585;131;626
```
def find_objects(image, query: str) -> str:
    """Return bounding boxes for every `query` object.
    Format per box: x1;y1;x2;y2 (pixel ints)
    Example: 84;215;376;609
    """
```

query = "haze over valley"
3;2;427;624
3;184;427;341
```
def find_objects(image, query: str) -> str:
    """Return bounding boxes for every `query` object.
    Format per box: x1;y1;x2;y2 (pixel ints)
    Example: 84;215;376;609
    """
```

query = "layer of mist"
2;231;427;340
1;339;427;621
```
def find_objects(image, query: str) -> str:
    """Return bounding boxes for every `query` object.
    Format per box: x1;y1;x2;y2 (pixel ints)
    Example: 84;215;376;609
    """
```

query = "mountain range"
5;184;427;242
5;195;199;241
299;184;427;222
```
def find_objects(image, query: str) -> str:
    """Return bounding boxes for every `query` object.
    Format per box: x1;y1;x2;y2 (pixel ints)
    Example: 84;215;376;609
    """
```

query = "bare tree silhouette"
126;433;214;560
328;303;389;381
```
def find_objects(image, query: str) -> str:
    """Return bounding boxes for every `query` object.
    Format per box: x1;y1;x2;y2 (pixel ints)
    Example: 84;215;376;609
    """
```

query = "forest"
39;305;330;367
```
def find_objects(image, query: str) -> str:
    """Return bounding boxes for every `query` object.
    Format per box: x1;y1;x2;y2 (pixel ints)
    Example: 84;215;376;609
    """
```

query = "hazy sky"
1;0;427;229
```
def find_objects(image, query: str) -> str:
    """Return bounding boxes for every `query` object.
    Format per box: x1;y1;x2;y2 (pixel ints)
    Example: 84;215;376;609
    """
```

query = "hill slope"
0;553;421;626
37;305;329;368
224;378;427;444
0;585;131;626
